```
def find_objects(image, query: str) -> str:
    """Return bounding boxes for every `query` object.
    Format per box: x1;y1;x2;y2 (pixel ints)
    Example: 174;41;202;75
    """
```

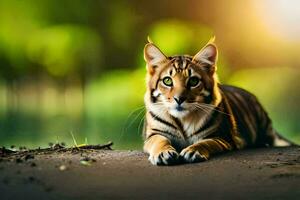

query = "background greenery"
0;0;299;149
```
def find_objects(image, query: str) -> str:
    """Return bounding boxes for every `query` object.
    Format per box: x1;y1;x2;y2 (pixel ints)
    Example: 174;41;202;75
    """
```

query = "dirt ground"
0;146;299;200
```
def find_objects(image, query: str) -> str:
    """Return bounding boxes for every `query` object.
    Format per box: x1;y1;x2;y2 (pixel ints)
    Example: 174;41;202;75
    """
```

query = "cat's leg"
180;138;233;163
144;134;179;165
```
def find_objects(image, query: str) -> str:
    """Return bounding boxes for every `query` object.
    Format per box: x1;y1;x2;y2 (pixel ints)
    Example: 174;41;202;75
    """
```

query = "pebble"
59;165;67;171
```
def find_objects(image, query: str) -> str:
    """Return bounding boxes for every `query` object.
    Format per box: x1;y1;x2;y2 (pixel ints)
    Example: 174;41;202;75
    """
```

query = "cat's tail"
272;130;298;147
263;124;297;147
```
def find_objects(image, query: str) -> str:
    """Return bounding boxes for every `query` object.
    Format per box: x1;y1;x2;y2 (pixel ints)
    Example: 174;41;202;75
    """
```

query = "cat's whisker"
127;108;146;129
124;105;146;123
138;115;146;136
190;102;231;116
198;104;231;116
119;106;146;143
193;105;212;116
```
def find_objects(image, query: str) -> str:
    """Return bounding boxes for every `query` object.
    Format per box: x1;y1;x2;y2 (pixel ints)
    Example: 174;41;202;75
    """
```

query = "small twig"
0;147;16;155
0;141;113;159
76;141;113;150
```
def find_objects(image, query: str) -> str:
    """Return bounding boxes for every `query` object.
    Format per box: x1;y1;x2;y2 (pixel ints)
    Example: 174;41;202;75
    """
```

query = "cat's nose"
173;96;186;105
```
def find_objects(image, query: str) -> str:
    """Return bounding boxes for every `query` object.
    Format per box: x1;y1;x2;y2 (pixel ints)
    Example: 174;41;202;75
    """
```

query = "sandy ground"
0;147;299;200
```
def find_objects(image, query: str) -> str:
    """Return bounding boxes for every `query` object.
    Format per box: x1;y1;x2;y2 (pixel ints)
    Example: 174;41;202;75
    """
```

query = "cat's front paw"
180;146;208;163
148;148;179;166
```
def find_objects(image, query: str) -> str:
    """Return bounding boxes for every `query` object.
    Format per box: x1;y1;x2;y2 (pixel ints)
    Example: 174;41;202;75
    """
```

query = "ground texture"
0;147;300;200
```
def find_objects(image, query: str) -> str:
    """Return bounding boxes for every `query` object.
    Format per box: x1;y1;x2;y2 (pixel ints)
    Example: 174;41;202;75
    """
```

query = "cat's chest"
171;118;210;149
181;114;209;136
176;113;216;146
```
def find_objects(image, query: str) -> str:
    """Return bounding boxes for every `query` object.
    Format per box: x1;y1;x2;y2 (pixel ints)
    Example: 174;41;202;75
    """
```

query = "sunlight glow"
255;0;300;41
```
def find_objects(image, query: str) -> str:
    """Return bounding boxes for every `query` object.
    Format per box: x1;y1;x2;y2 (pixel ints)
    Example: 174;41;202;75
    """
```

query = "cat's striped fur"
143;38;291;165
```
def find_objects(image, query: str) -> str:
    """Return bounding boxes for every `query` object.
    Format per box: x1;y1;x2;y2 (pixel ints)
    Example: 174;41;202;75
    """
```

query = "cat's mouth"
175;105;184;112
169;105;189;118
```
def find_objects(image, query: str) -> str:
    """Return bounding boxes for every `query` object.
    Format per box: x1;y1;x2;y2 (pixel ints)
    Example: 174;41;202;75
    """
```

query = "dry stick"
76;141;113;150
0;147;16;154
0;141;113;158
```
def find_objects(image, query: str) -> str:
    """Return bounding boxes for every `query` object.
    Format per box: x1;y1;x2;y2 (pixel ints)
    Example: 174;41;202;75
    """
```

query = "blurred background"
0;0;299;149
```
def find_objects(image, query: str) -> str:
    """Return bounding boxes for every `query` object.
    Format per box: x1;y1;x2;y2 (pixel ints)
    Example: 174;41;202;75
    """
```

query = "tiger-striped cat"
143;37;292;165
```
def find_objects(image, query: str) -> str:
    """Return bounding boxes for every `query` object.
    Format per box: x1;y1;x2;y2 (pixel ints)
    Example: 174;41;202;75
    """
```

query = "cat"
143;37;292;165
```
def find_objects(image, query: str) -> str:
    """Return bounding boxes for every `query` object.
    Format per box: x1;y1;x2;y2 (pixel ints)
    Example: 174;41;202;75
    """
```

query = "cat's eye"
187;77;200;87
162;77;173;87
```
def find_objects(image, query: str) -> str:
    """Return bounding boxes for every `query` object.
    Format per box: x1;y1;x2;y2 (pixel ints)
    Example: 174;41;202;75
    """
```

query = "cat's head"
144;38;222;119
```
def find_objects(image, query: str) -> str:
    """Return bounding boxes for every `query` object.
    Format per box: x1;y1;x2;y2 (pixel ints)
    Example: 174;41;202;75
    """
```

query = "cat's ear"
193;37;218;74
144;38;168;75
